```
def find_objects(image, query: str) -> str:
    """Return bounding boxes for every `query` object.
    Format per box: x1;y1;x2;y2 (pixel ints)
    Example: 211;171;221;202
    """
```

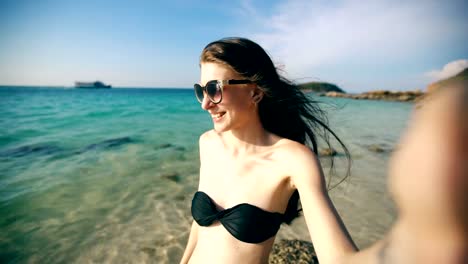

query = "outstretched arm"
291;82;468;264
288;144;358;264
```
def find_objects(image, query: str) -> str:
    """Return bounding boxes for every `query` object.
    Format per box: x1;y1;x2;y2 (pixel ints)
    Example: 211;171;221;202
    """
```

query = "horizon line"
0;84;193;89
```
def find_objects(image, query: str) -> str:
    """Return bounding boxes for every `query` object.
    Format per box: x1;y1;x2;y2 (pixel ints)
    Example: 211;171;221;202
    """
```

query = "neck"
221;115;273;156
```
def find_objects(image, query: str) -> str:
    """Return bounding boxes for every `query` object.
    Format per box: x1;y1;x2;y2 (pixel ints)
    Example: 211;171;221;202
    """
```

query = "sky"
1;0;467;92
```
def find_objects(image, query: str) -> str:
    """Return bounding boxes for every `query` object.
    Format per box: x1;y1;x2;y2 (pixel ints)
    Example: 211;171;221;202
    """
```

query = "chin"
213;125;228;133
213;121;232;133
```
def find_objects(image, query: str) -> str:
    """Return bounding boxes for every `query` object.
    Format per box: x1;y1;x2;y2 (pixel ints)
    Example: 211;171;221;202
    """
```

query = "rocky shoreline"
299;67;468;103
318;90;425;102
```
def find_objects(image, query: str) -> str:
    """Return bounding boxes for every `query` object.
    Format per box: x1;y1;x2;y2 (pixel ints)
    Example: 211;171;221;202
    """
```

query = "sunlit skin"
184;62;296;264
347;84;468;264
182;64;468;263
385;85;468;263
200;63;258;134
181;62;356;264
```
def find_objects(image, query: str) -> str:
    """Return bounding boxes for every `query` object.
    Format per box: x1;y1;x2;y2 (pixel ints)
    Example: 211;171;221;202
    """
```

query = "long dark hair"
200;37;351;224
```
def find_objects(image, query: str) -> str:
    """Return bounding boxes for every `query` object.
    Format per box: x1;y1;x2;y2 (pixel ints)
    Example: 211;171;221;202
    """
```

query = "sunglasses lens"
206;82;221;103
194;84;204;103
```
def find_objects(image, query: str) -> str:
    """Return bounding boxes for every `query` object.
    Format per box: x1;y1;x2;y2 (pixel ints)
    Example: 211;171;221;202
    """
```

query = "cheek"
223;89;253;110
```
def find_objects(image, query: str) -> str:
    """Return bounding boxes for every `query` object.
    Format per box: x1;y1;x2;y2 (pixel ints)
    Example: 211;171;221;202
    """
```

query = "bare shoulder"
199;129;217;143
198;130;225;162
274;139;324;188
198;130;222;149
198;130;221;188
275;138;313;155
274;138;318;167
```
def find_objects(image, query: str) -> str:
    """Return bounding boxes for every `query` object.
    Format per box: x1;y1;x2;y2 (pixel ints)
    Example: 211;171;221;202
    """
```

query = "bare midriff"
188;223;275;264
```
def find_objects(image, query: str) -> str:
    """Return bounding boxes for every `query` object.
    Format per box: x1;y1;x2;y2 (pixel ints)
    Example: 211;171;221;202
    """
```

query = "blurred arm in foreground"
351;80;468;263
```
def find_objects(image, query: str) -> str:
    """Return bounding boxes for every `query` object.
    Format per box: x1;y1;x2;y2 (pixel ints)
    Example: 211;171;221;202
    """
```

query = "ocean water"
0;86;413;263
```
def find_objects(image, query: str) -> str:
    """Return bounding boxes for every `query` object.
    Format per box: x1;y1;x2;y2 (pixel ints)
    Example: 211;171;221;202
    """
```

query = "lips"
210;112;226;121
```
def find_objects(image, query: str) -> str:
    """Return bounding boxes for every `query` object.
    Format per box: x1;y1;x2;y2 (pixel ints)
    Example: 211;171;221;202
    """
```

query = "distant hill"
297;82;346;93
427;67;468;93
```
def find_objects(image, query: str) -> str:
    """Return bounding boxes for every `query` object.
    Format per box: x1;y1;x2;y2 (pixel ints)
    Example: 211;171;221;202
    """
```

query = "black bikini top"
191;191;284;244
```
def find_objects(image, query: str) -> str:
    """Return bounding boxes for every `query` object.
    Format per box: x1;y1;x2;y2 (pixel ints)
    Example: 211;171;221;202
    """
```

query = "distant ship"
75;81;112;89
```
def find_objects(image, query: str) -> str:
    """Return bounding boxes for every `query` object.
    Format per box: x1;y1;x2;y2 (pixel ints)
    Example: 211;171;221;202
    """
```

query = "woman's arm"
288;144;358;264
289;83;468;264
180;221;199;264
180;132;212;263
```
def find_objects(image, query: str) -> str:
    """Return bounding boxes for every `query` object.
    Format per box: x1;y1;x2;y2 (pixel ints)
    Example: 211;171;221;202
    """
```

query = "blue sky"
1;0;467;92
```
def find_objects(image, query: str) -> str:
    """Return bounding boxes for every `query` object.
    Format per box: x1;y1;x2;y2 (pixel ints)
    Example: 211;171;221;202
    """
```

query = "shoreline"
305;90;425;102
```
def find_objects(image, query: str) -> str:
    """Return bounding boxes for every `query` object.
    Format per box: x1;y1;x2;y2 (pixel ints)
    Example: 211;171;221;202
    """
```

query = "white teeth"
211;112;225;119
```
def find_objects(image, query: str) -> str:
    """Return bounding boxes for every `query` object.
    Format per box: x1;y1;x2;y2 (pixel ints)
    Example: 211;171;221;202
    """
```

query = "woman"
181;37;357;264
182;38;468;263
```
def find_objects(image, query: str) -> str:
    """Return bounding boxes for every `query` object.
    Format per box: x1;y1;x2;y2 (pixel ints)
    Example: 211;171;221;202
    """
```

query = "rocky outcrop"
269;239;318;264
298;82;346;94
302;67;468;102
322;90;425;102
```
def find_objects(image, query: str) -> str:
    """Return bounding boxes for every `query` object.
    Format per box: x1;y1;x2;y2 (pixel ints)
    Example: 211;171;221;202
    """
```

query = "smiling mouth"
211;112;226;121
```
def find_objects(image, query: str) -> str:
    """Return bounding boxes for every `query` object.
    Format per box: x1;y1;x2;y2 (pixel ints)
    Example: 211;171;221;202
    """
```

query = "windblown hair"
200;37;351;224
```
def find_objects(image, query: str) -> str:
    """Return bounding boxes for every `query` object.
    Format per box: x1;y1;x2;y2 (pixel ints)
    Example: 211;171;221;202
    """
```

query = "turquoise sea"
0;86;413;263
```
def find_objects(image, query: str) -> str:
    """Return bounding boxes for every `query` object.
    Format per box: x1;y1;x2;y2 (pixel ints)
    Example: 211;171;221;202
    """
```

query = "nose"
201;94;214;110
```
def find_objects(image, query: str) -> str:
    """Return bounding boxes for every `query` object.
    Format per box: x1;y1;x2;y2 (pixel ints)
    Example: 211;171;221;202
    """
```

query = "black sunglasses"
194;79;252;104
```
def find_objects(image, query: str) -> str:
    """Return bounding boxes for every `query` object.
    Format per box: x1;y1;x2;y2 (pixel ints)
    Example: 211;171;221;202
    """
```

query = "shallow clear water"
0;86;413;263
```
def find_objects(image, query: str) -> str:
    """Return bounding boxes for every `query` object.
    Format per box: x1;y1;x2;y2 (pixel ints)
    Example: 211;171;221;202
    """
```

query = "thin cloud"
242;0;467;78
425;59;468;81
